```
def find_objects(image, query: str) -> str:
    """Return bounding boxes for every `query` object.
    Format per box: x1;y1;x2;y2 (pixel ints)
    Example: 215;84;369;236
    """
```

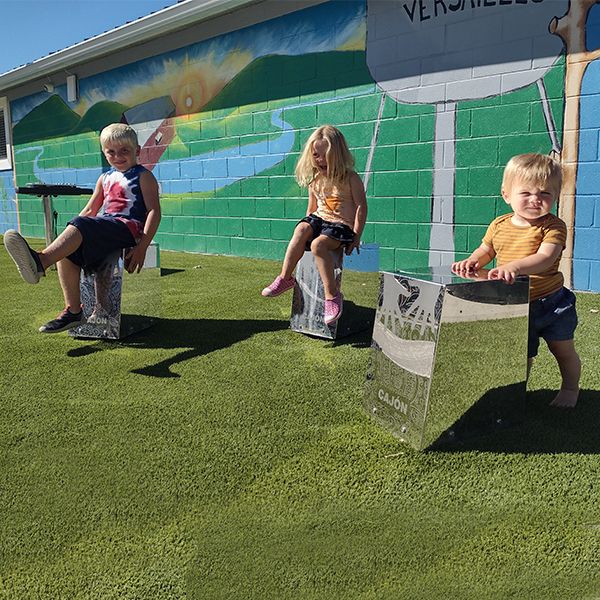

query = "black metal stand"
16;184;93;245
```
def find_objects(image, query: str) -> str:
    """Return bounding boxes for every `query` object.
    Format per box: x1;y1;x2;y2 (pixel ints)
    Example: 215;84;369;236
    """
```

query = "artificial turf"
1;240;599;599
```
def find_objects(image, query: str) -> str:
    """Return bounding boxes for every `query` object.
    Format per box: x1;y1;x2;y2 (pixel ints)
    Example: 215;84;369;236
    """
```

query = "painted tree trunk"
551;0;600;287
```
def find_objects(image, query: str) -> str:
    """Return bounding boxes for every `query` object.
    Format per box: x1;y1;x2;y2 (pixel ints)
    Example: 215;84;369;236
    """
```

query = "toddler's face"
102;141;139;172
311;139;328;174
502;177;557;225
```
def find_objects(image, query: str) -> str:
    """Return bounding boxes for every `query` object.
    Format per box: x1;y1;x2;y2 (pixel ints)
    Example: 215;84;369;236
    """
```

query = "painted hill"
70;100;129;134
202;50;371;111
12;50;371;147
13;95;80;145
13;96;130;145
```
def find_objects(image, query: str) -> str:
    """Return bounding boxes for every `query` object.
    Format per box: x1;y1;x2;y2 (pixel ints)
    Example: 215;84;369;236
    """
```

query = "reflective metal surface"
70;243;160;340
364;267;529;450
291;250;374;339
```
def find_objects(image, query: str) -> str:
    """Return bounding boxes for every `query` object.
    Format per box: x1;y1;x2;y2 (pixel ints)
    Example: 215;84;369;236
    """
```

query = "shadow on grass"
67;317;290;378
332;302;375;349
160;268;186;276
431;387;600;455
275;301;375;346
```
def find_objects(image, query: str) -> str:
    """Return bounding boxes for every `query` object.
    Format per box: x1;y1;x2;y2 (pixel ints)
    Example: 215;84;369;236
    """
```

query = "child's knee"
547;339;578;360
310;235;330;255
294;221;311;233
292;222;312;241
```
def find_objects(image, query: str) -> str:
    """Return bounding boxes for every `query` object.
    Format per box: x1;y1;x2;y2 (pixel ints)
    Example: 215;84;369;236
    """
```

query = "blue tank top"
100;164;148;238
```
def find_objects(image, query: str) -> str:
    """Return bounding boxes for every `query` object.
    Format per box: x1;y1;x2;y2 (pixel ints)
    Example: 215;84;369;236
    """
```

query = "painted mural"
367;0;567;267
5;0;600;290
561;0;600;290
0;171;17;231
11;1;367;190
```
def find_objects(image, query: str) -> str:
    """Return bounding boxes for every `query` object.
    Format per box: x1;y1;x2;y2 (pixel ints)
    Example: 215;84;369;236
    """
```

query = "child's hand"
451;258;479;274
124;245;147;273
488;265;519;284
345;238;361;255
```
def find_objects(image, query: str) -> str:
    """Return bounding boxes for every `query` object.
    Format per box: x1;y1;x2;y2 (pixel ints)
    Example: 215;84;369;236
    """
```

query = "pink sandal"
261;276;296;297
324;292;343;325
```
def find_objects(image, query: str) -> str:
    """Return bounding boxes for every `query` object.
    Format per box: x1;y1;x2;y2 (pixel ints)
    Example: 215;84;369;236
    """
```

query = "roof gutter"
0;0;259;91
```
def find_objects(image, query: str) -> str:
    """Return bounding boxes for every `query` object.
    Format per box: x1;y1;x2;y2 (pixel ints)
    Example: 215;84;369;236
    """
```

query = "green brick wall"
452;60;565;263
14;131;101;239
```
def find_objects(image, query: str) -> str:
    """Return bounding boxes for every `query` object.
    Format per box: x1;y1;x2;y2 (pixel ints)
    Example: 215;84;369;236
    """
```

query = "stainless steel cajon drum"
69;242;160;340
364;267;529;450
290;249;372;339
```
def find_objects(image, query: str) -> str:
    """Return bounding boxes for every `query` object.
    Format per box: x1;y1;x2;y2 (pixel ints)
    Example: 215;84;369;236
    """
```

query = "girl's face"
312;139;329;174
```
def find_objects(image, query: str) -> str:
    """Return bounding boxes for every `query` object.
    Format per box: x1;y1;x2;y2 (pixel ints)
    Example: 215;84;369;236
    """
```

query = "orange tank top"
310;174;356;229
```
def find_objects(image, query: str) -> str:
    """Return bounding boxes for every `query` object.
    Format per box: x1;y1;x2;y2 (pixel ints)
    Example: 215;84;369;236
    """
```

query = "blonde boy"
452;153;580;408
4;123;161;333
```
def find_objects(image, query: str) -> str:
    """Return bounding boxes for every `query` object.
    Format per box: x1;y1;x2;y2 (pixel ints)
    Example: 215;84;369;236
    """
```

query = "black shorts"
299;214;355;250
67;216;136;272
528;287;578;358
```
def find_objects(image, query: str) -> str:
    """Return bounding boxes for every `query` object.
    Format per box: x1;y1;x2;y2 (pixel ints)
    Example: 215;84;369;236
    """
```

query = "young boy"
4;123;161;333
452;153;580;408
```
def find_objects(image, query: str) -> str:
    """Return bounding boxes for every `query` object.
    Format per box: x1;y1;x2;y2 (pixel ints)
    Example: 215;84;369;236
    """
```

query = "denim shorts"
528;286;578;358
299;214;355;250
67;216;136;272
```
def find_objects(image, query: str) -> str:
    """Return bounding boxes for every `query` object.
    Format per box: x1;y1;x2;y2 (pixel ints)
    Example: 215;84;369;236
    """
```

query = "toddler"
452;153;580;408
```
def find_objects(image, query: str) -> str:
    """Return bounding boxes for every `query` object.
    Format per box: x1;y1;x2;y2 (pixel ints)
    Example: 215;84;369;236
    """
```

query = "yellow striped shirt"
482;213;566;301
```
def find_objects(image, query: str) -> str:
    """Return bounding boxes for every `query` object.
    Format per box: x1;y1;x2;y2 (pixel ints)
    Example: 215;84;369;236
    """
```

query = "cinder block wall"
572;54;600;290
0;172;17;232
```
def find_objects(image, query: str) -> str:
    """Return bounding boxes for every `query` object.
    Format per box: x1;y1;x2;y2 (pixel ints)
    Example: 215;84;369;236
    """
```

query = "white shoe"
4;229;44;284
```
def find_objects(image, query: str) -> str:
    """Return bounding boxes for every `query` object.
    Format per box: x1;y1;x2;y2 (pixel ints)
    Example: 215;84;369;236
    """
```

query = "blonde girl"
261;125;367;325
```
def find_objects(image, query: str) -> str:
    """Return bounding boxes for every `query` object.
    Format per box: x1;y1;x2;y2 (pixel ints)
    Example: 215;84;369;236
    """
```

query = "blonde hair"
100;123;139;150
502;153;562;197
295;125;355;187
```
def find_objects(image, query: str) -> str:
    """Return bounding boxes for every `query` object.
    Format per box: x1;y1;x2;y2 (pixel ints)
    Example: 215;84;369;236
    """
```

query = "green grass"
1;240;600;599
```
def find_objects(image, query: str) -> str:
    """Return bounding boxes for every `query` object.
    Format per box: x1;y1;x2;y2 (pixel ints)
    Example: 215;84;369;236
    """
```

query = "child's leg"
38;225;83;271
57;258;83;312
310;234;343;299
546;339;581;408
280;222;314;278
37;257;84;333
262;223;314;297
90;264;114;320
95;268;113;312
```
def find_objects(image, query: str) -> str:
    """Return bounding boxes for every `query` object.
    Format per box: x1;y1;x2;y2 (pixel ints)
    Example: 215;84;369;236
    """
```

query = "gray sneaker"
39;307;85;333
4;230;45;284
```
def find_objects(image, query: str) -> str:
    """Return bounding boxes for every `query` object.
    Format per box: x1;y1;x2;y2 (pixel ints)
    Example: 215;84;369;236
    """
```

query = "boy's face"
102;141;139;172
502;177;557;225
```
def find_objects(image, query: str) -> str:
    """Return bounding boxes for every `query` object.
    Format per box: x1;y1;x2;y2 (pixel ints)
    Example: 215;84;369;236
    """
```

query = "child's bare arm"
346;172;367;255
79;176;104;216
125;171;161;273
452;243;495;273
488;242;562;284
306;187;317;216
